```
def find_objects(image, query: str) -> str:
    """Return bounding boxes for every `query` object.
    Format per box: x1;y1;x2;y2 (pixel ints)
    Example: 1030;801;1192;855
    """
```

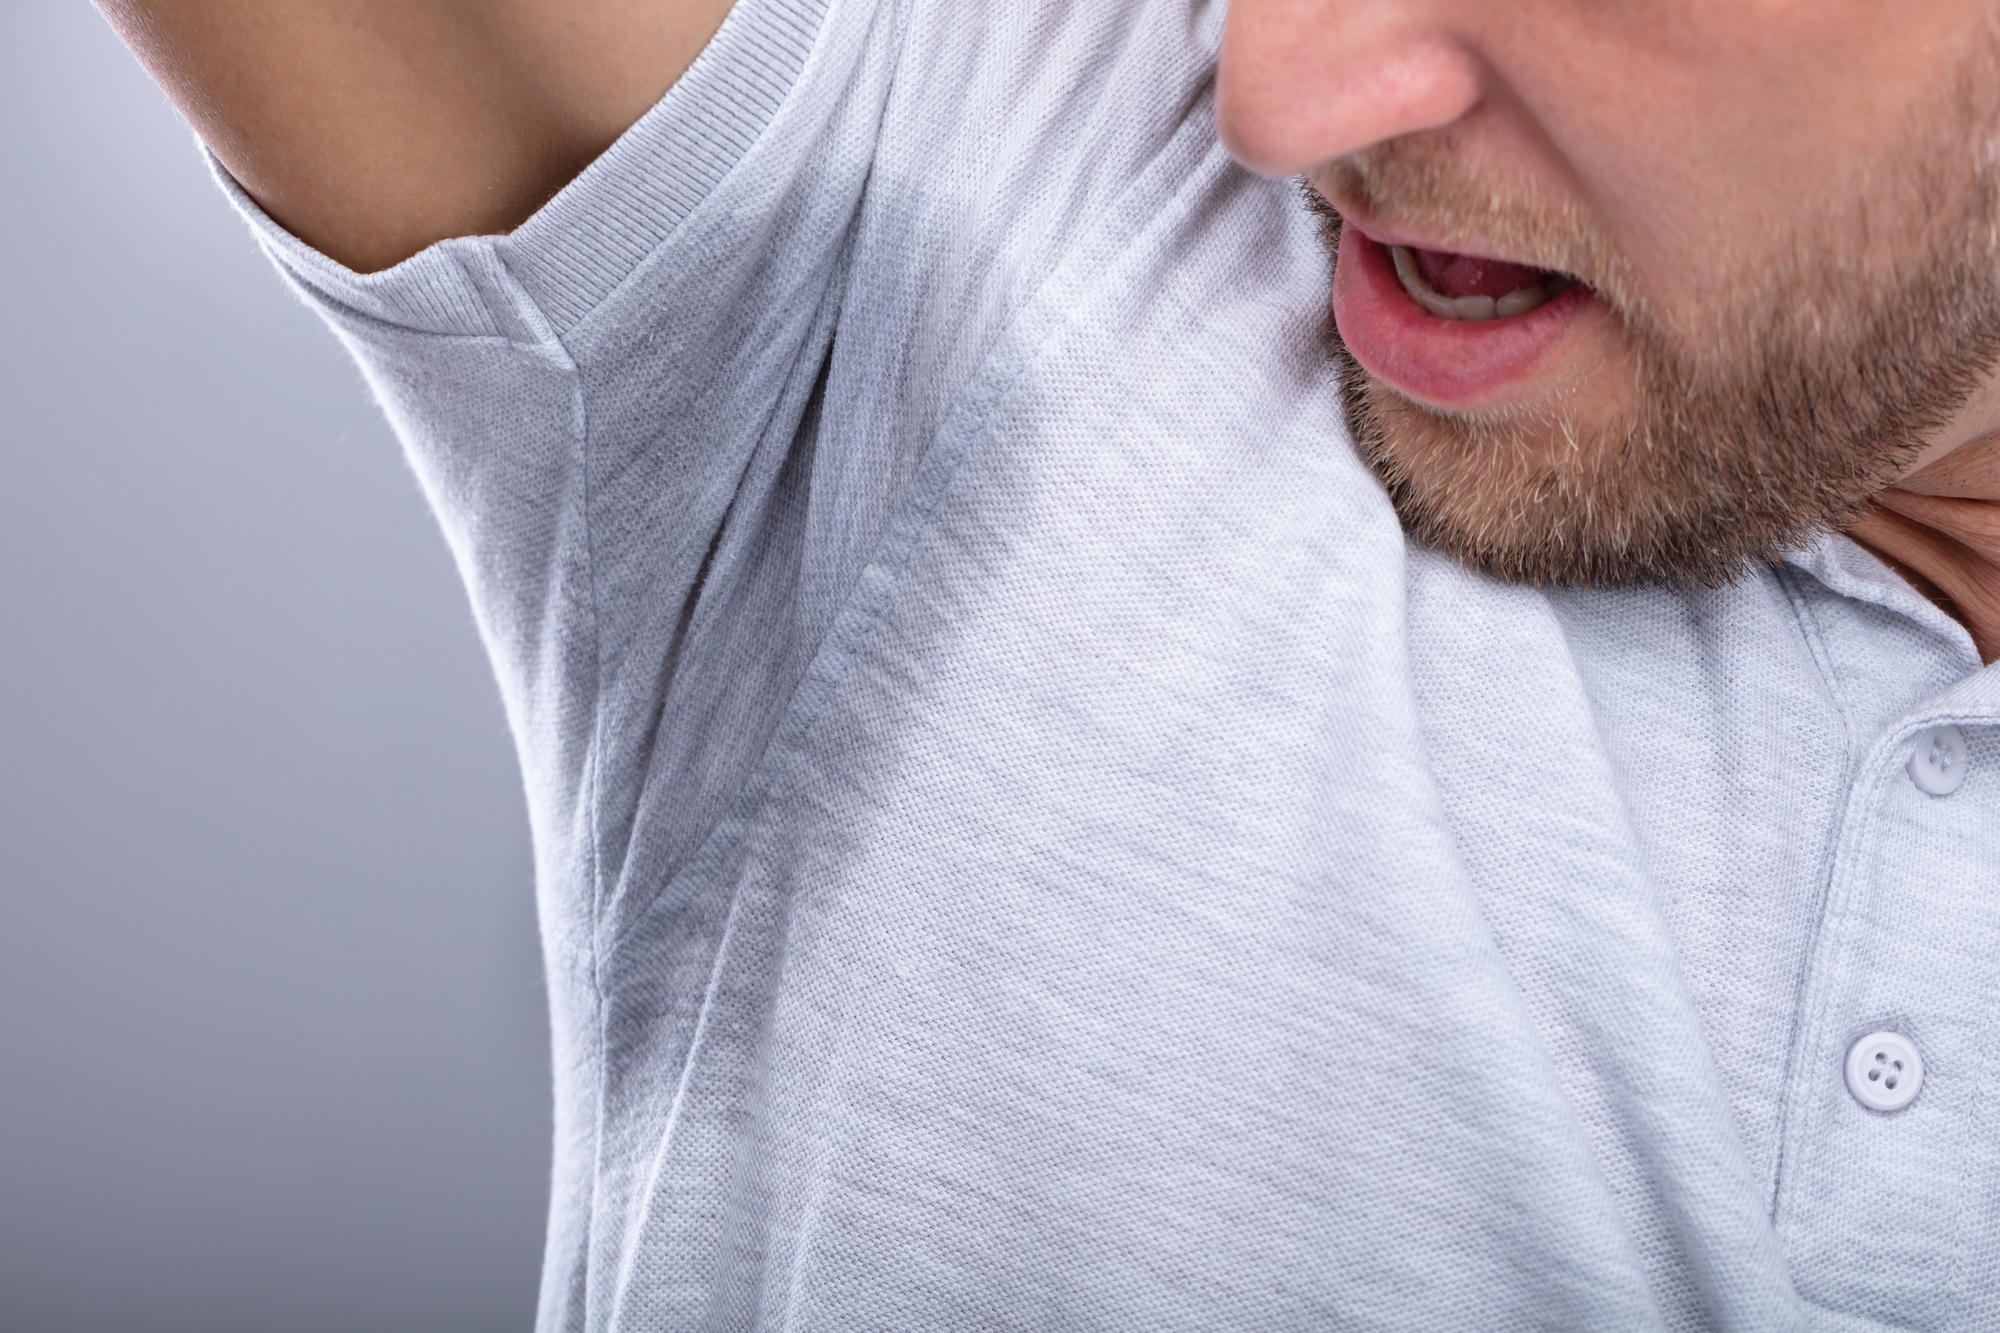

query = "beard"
1314;76;2000;588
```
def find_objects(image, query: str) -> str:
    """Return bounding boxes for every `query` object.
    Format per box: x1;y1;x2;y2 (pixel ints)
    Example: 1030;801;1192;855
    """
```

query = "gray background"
0;4;552;1330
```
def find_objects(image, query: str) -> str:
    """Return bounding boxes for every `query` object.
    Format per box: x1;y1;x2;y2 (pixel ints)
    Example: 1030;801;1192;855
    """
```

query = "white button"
1846;1031;1924;1112
1907;725;1969;796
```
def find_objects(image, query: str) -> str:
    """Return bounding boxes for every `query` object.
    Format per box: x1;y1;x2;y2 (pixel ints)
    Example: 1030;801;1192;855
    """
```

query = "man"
97;0;2000;1326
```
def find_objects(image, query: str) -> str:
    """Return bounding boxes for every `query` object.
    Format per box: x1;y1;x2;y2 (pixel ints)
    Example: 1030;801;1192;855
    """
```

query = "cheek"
1491;0;1947;321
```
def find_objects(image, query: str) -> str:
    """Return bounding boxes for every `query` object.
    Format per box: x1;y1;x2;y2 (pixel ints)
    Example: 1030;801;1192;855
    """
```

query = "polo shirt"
218;0;2000;1325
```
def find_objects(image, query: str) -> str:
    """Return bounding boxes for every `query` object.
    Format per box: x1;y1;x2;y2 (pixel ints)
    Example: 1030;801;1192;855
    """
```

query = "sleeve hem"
208;0;831;340
502;0;831;333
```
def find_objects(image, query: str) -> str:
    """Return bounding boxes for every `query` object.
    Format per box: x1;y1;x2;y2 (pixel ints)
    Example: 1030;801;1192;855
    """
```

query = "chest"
1410;549;2000;1328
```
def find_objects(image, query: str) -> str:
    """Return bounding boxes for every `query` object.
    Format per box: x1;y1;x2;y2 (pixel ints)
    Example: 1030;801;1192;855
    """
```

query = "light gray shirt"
220;0;2000;1327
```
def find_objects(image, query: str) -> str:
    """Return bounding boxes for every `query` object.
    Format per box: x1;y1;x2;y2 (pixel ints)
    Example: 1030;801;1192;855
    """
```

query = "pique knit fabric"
216;0;2000;1328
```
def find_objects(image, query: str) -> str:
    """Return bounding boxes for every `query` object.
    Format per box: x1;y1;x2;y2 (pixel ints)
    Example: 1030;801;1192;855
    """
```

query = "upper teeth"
1389;245;1571;322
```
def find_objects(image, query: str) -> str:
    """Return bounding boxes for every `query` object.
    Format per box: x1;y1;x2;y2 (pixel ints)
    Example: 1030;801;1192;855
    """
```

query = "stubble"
1316;53;2000;588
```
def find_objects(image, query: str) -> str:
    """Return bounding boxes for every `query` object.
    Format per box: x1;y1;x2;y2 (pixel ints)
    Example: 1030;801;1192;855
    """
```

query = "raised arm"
94;0;738;272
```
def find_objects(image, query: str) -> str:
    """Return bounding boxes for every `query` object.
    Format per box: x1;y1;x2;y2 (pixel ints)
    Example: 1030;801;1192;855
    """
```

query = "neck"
1845;432;2000;664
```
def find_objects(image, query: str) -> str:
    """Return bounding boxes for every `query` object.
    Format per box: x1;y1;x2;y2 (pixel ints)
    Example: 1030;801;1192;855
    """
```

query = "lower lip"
1331;224;1599;408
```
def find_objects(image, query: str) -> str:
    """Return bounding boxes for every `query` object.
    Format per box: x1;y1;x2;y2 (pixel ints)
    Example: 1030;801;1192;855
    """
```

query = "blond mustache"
1311;135;1645;321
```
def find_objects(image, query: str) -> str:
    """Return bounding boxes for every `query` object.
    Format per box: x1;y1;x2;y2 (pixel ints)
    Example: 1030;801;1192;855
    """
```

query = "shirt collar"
1782;532;2000;718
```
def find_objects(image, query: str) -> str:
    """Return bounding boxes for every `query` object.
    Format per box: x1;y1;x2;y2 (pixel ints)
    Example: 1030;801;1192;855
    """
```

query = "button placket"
1771;716;2000;1320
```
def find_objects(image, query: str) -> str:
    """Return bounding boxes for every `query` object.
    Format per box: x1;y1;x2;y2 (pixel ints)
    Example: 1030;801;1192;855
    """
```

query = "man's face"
1217;0;2000;586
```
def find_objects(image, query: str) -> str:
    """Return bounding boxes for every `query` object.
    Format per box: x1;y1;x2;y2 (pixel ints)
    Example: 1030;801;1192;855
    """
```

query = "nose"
1215;0;1485;177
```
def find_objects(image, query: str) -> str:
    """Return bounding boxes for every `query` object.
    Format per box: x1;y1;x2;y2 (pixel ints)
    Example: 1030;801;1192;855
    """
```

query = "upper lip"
1333;203;1553;275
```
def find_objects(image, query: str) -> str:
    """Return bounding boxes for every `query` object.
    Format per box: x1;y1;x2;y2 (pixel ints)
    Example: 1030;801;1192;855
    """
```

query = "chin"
1332;339;1872;590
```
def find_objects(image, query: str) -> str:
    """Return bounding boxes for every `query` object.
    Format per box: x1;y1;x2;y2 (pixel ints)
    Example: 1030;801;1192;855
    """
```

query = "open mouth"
1386;244;1575;322
1330;224;1602;407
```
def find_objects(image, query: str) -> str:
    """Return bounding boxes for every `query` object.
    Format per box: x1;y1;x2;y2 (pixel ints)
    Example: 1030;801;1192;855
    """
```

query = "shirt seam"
501;0;835;336
1762;561;1855;1217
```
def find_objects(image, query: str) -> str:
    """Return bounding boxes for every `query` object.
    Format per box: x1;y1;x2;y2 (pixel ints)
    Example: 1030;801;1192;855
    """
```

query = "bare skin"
1844;363;2000;661
1852;451;2000;664
94;0;737;272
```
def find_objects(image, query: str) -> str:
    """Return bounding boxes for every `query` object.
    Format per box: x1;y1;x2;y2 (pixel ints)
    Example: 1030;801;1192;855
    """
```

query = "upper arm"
96;0;738;272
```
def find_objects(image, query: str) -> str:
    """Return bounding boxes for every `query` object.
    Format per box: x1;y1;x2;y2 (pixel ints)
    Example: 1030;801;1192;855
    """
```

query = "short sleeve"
213;0;1233;978
215;0;842;337
212;0;901;927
